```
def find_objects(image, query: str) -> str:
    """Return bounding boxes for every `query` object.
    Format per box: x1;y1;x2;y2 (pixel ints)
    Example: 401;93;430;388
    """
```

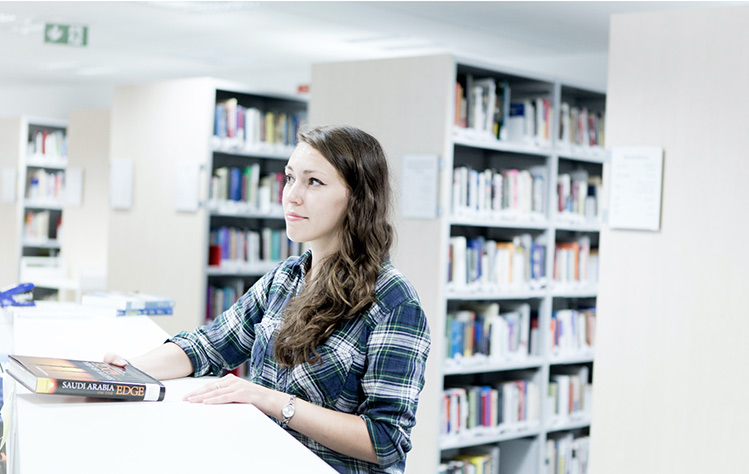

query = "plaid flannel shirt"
170;250;431;473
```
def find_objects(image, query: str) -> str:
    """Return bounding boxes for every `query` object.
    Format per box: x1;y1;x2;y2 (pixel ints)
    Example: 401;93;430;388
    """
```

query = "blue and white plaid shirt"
170;250;431;473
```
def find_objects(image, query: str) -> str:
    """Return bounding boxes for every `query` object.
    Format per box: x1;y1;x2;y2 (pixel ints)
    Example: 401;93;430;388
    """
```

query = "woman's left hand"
183;373;267;405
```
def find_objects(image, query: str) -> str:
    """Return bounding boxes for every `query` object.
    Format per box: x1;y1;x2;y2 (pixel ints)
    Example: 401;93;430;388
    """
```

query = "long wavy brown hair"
274;125;394;368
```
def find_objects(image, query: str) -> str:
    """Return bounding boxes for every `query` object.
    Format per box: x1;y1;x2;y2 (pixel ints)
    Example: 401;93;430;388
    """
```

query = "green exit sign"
44;23;88;47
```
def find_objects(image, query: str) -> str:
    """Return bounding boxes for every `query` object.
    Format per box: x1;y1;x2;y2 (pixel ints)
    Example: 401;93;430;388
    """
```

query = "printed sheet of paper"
110;159;134;210
608;146;664;231
401;154;439;219
174;162;200;212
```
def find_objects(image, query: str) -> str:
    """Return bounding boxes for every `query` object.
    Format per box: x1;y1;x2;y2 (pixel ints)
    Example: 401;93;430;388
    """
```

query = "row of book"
439;445;500;474
553;237;599;289
213;98;306;151
454;75;553;148
445;302;537;364
447;234;547;292
26;169;64;201
23;210;61;241
207;279;245;321
210;166;284;212
208;226;302;267
442;380;541;438
559;102;605;149
27;129;67;160
452;165;546;220
557;171;602;224
452;74;605;155
545;434;590;474
548;368;593;422
551;308;596;358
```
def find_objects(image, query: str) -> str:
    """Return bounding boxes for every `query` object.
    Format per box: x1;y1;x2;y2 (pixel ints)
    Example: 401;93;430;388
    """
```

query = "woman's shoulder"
373;261;422;314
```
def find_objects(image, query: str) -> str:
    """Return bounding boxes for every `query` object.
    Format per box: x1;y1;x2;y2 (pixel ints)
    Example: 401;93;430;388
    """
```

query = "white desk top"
3;304;336;474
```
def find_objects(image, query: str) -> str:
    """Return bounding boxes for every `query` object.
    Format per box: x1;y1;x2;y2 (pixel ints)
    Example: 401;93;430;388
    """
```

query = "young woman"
105;125;431;473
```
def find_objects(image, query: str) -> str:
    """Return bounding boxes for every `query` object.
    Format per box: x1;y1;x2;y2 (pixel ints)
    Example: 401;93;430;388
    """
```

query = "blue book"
509;102;526;118
229;168;242;201
450;320;464;359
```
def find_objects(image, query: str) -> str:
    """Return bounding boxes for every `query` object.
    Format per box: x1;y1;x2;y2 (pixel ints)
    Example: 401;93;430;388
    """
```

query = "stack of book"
81;291;175;316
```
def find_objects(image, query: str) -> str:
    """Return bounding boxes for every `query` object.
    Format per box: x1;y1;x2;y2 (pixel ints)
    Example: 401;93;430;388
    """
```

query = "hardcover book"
7;355;165;401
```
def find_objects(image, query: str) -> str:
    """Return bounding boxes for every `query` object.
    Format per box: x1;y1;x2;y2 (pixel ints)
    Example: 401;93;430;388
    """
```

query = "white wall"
590;5;749;473
0;84;113;120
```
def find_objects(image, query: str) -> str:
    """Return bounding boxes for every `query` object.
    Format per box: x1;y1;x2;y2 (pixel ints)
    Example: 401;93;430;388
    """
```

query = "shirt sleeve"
169;268;275;377
359;298;431;468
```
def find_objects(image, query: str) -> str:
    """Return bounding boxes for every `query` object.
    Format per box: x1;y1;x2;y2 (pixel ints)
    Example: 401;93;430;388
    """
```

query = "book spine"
34;377;165;401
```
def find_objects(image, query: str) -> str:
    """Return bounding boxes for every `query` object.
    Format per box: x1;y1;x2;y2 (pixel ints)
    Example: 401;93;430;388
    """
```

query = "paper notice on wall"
175;162;200;212
401;154;439;219
1;168;16;203
608;146;664;231
110;159;134;210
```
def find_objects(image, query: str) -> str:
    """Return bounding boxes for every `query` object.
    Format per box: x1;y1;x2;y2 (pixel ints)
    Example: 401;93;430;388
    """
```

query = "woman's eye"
284;174;294;184
309;178;324;186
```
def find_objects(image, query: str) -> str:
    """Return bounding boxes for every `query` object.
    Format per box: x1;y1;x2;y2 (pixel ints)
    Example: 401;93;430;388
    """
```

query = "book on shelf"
448;233;547;292
81;291;175;316
558;102;605;150
213;97;306;152
454;74;511;142
506;98;552;147
442;379;540;438
553;237;598;289
551;307;596;358
7;355;165;401
547;366;592;423
208;226;301;268
27;129;68;160
545;433;590;474
557;170;602;224
451;164;546;221
441;444;500;474
445;302;537;365
25;168;65;202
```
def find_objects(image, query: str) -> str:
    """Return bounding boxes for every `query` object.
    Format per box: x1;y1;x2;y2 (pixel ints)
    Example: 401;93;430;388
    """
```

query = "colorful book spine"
213;98;307;151
447;233;547;291
441;379;540;437
451;165;546;220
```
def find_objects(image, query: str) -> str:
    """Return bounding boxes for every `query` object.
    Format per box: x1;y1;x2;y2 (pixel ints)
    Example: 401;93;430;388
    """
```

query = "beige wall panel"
63;109;111;282
591;6;749;473
108;78;214;337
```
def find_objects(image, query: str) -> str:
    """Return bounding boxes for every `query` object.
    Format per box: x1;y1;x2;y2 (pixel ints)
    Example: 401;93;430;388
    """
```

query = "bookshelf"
309;54;605;474
0;116;68;298
107;78;306;337
206;89;307;324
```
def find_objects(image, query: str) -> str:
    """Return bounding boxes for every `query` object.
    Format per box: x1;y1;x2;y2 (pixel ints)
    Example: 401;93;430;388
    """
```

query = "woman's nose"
284;181;302;204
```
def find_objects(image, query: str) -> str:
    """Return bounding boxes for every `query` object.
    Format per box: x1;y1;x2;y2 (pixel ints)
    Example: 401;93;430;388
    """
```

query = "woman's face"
283;142;350;259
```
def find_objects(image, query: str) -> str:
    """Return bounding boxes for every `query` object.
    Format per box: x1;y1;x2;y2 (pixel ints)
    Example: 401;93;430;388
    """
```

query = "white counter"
2;304;336;474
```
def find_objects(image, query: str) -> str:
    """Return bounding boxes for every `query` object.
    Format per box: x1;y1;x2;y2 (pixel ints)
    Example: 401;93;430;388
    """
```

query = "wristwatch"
281;395;296;428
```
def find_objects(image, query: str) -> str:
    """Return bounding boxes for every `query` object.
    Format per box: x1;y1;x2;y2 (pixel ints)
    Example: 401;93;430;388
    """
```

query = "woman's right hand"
103;352;130;367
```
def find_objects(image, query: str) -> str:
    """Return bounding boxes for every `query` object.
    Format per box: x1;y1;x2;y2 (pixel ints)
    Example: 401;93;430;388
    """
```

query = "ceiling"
0;1;742;94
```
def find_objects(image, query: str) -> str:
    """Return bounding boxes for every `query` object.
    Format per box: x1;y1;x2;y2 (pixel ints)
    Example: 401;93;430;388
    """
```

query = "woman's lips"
285;212;307;221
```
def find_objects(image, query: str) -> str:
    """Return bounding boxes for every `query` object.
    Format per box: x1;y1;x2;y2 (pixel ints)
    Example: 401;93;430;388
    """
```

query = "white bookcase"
309;54;606;474
0;116;68;298
107;78;306;337
206;88;307;324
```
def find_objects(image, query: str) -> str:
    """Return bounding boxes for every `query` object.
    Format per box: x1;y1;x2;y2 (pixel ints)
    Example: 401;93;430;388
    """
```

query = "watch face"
283;405;295;418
